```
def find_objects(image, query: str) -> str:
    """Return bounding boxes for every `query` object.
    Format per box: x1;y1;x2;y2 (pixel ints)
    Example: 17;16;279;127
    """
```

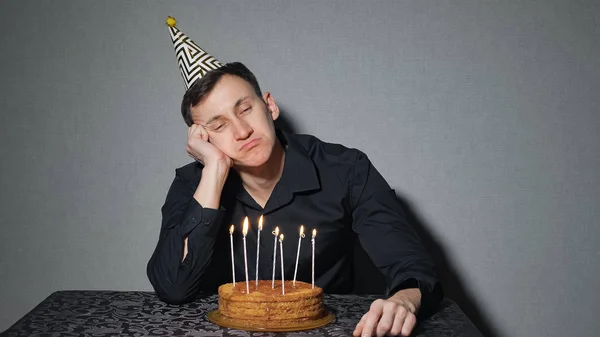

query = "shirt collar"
276;129;321;194
233;129;321;211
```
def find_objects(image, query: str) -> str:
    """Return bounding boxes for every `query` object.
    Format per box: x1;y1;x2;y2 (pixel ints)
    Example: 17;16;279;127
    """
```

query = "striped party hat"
166;16;223;90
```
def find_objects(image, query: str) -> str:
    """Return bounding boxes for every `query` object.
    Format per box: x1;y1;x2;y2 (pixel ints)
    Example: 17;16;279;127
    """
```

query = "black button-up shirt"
147;130;441;312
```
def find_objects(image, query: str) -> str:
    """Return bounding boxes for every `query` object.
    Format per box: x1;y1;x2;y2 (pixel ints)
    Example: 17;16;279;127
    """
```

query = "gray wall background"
1;1;598;336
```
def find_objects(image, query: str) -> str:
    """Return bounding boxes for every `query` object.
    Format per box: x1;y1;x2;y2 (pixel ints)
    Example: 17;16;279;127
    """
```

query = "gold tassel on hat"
166;16;177;28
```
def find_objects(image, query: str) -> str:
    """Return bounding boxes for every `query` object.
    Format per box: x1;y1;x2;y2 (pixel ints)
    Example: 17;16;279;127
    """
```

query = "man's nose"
232;117;253;141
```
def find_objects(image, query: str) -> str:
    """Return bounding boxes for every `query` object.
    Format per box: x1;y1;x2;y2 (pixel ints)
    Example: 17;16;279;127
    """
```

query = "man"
149;19;441;337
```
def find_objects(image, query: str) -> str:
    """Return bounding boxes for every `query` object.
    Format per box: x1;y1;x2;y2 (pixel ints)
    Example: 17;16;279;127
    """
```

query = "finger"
186;125;201;159
400;313;416;337
198;125;209;142
389;306;408;336
361;313;380;337
376;301;398;337
188;124;196;137
189;124;202;138
353;314;368;337
189;124;209;142
361;300;385;337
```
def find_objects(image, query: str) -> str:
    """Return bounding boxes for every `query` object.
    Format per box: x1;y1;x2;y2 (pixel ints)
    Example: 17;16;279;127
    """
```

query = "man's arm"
146;165;227;304
147;125;232;304
348;150;441;336
182;161;230;260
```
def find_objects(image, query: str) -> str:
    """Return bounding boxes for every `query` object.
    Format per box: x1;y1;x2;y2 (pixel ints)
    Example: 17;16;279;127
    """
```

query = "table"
3;291;481;336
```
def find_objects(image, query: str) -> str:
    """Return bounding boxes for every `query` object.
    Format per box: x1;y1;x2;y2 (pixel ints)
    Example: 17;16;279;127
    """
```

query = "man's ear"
263;92;280;121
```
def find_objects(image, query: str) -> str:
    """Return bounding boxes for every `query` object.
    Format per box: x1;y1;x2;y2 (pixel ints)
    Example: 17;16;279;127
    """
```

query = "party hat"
166;16;223;90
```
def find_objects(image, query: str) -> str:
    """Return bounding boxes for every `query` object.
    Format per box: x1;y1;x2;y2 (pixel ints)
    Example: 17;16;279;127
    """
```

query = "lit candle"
271;226;279;289
293;225;305;287
255;215;263;288
242;217;250;294
229;225;235;287
312;229;317;289
279;233;285;295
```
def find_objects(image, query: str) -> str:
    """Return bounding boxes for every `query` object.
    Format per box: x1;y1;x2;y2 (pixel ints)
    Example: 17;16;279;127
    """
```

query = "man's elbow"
156;287;195;305
147;263;195;305
150;275;196;304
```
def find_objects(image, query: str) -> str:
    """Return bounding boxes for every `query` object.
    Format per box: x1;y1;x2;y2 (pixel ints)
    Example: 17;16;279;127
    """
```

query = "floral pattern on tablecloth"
2;291;481;336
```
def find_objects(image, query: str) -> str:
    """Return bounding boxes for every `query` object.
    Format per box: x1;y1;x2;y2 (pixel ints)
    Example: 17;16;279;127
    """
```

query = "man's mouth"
240;138;260;151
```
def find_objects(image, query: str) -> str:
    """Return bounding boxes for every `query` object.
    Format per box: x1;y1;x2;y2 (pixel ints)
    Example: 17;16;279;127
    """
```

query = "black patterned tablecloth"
3;291;481;336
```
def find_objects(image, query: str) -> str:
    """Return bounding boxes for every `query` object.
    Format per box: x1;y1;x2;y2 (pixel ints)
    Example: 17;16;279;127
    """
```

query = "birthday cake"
217;280;326;328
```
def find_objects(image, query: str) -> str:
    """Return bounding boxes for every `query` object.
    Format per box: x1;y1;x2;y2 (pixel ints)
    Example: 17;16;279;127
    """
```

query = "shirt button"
203;220;210;226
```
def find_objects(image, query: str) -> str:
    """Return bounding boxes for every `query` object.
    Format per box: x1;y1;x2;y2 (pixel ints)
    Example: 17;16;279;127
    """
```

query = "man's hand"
187;124;232;170
353;288;421;337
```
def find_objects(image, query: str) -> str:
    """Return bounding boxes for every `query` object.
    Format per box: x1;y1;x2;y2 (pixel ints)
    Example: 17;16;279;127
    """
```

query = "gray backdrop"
1;1;598;336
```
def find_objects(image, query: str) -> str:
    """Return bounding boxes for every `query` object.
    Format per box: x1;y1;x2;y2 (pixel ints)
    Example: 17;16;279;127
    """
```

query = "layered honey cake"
218;280;325;328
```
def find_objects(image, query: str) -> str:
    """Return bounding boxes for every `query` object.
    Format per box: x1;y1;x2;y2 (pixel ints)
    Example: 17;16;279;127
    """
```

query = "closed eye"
210;122;227;132
239;107;251;115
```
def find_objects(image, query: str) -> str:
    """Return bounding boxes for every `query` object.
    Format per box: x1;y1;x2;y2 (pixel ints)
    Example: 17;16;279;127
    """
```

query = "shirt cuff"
388;278;443;318
180;198;225;238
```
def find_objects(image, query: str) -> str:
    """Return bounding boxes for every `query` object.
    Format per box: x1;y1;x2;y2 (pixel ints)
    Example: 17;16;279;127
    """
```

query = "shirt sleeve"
146;168;225;304
349;150;442;314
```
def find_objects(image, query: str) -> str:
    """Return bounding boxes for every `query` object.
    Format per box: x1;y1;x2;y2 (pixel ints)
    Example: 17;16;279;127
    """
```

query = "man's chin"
231;154;270;169
231;144;277;170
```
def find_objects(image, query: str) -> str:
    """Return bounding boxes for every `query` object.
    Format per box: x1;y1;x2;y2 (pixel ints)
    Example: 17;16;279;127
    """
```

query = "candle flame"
273;226;279;236
242;217;249;236
312;229;317;238
300;225;304;236
280;234;284;242
258;215;263;230
229;225;234;235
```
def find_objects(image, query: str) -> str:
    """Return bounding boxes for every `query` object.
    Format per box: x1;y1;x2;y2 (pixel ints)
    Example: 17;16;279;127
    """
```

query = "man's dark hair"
180;62;263;126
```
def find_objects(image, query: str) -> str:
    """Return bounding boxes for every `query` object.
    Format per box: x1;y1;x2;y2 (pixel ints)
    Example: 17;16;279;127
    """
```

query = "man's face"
190;75;280;168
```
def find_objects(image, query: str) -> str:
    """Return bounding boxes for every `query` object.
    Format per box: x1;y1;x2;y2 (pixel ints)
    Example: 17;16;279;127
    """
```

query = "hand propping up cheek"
187;124;232;169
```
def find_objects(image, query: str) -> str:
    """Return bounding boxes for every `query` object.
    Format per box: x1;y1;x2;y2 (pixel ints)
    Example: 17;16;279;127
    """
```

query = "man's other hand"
353;288;421;337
